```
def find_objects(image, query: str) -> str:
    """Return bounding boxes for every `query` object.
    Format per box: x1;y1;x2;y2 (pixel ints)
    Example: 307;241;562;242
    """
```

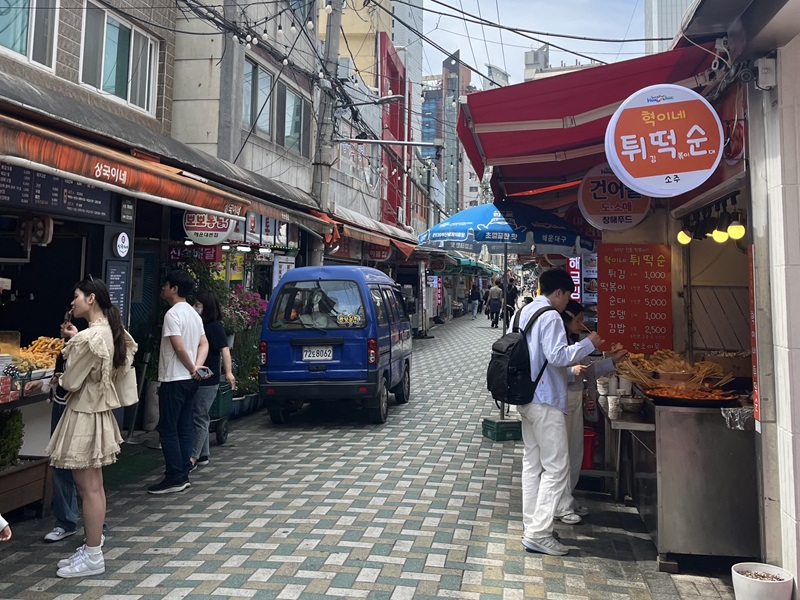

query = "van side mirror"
405;298;417;315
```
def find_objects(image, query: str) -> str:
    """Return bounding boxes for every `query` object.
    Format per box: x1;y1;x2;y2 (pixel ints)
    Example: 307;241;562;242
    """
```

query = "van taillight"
259;341;267;366
367;338;378;365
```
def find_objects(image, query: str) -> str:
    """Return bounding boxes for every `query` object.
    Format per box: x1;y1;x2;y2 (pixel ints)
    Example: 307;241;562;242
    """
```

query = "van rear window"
270;280;366;329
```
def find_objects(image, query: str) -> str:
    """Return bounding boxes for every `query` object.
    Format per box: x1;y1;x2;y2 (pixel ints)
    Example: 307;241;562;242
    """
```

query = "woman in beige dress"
46;277;136;578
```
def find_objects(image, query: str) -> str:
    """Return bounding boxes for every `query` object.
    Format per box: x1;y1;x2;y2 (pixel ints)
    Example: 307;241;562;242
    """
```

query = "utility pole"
310;1;344;265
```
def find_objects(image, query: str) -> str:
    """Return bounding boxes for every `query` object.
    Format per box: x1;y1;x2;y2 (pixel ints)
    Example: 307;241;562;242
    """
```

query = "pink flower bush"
222;286;268;334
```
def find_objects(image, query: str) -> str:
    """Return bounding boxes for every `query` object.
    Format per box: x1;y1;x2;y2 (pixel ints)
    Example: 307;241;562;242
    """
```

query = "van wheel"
368;379;389;424
394;367;410;404
268;406;290;425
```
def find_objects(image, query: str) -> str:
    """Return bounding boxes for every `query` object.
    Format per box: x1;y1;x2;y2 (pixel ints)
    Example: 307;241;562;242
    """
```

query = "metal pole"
311;1;344;219
500;242;508;420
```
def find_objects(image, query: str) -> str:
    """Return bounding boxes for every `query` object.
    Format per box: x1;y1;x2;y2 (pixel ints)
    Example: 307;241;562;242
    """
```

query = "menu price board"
106;261;130;325
597;244;672;354
0;162;111;221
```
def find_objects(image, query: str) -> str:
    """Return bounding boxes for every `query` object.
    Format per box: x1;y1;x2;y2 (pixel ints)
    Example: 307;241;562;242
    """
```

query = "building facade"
644;0;693;54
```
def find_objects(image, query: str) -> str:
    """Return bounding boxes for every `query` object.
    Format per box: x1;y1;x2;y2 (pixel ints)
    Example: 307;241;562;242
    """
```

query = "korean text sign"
597;244;672;354
605;84;723;198
577;163;651;231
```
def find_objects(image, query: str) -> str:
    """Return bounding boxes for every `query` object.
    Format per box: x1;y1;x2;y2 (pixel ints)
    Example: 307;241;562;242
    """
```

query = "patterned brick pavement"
0;315;735;599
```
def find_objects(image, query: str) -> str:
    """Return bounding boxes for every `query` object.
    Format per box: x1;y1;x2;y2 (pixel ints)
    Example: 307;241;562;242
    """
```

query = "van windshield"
270;280;366;330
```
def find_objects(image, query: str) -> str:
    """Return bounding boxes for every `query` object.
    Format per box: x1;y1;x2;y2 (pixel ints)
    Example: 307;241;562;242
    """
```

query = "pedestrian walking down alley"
1;317;733;599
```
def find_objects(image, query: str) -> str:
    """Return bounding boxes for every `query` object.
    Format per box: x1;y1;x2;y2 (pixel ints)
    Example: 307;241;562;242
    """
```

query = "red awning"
457;43;718;199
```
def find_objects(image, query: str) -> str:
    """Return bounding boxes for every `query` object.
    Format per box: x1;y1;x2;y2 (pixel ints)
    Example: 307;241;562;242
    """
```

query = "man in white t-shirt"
148;269;209;495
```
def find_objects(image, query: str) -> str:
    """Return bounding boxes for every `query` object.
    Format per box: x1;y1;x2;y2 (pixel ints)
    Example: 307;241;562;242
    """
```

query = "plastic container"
482;418;522;441
607;395;620;411
618;377;633;396
581;430;596;469
731;562;793;600
607;376;618;395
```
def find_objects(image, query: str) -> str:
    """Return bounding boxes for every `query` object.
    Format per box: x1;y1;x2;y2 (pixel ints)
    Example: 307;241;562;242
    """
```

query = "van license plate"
302;346;333;361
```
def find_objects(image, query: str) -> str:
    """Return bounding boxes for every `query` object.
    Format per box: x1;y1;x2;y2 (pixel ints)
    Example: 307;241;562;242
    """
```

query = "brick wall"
1;0;176;135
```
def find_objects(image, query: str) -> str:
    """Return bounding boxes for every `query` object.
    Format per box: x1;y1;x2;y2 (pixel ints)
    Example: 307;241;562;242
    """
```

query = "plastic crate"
482;418;522;441
209;382;233;420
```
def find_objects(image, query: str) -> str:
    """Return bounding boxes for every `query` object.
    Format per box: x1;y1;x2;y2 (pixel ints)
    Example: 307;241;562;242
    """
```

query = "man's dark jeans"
158;379;199;482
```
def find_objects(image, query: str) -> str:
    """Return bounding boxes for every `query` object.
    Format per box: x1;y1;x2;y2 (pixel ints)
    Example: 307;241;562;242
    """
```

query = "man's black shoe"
148;478;190;495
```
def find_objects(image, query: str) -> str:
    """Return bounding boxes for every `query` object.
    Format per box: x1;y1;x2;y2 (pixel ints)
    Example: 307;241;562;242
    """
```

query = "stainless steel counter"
628;400;760;571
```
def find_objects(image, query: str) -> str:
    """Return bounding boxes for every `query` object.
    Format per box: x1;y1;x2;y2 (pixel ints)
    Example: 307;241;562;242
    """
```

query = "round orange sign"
605;84;723;198
577;163;651;231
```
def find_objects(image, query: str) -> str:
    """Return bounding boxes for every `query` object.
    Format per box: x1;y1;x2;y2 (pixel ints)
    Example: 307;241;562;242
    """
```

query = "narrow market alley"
1;316;734;600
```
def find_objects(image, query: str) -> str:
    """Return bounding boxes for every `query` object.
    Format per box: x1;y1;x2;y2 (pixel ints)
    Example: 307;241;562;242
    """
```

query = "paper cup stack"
607;395;620;411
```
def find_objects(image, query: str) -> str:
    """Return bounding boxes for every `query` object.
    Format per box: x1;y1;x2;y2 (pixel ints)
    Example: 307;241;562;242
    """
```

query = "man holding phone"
148;269;209;495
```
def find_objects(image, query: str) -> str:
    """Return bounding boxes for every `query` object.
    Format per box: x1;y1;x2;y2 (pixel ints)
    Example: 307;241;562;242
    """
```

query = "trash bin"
581;429;596;470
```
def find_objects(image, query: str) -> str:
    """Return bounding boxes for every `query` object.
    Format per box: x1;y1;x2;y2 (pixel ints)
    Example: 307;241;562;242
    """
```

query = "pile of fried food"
617;349;729;390
646;387;735;401
17;336;64;370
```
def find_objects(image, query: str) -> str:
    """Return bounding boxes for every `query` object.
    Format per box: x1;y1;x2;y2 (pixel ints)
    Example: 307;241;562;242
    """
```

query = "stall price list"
0;162;111;221
597;243;672;354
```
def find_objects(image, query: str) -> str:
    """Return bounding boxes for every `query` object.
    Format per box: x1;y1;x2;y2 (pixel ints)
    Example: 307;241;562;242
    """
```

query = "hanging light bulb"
246;34;252;42
252;36;258;45
290;21;297;33
262;27;269;41
713;208;732;243
246;42;251;49
277;23;284;37
318;70;324;79
677;220;692;245
283;56;289;66
728;211;746;240
307;18;314;30
232;34;240;43
325;0;333;14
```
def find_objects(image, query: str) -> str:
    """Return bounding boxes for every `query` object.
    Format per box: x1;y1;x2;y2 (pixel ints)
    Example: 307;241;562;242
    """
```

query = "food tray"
30;368;47;380
644;388;740;408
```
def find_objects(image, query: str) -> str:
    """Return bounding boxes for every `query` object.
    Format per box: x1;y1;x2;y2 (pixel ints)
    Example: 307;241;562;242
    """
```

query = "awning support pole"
500;242;508;420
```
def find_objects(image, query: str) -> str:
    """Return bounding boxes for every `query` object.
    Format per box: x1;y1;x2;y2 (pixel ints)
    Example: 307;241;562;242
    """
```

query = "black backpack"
486;306;557;408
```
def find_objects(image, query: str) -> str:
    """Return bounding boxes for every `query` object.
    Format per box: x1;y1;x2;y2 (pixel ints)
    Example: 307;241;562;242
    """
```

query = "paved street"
1;315;734;599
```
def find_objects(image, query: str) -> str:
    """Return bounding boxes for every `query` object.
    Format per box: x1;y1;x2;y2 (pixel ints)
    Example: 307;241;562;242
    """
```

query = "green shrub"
0;409;24;470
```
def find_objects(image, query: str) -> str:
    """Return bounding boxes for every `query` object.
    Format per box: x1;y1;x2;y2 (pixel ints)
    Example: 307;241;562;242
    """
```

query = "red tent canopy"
457;43;718;199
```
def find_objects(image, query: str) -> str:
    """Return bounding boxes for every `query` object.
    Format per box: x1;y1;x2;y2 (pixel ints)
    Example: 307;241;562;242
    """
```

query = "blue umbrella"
418;201;594;255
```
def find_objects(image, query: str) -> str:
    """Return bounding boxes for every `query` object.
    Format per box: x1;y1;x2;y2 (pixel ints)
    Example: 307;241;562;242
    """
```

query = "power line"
493;0;508;75
364;0;500;87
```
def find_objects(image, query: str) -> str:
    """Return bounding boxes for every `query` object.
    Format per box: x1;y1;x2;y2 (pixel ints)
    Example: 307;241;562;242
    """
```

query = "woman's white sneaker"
56;546;104;578
58;535;105;568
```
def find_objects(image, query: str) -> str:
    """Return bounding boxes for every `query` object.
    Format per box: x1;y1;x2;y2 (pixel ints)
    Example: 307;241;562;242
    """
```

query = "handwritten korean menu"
597;244;672;354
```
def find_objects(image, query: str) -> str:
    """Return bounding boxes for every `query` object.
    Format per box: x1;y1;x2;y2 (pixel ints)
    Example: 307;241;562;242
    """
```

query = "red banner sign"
567;256;581;301
367;243;392;262
748;245;760;422
597;243;672;354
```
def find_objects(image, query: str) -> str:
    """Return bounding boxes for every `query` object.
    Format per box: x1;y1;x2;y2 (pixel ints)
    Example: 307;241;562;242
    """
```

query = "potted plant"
232;325;263;416
731;562;794;600
0;408;52;518
222;285;267;347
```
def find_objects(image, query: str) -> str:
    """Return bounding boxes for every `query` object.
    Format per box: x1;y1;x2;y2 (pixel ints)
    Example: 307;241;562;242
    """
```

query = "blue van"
258;266;413;424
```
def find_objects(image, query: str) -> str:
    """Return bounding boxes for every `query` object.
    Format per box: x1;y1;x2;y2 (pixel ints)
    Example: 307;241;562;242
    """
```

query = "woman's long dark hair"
195;289;222;324
75;277;126;369
561;299;585;345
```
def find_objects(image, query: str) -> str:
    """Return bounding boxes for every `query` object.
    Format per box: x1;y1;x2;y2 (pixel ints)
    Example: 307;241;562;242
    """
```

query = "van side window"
393;290;409;320
382;288;400;323
370;287;389;326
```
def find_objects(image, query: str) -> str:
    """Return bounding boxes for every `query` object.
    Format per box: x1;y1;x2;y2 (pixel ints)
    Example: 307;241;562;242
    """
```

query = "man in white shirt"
516;269;603;556
149;269;209;495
